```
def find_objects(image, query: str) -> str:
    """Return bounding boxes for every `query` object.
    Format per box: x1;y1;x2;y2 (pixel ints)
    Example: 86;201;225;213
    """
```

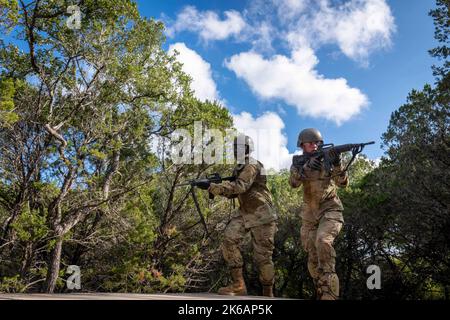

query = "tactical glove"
329;150;341;166
307;157;322;171
208;183;224;196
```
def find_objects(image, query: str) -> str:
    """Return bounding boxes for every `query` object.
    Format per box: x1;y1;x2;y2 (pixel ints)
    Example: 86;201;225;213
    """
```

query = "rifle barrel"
175;182;192;187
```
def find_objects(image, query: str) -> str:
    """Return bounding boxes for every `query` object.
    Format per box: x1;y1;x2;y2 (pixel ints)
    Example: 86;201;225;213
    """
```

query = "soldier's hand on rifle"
208;183;224;196
306;157;322;171
329;150;341;166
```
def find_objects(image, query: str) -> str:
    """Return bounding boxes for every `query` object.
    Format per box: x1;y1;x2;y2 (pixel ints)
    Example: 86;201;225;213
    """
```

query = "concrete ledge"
0;292;294;300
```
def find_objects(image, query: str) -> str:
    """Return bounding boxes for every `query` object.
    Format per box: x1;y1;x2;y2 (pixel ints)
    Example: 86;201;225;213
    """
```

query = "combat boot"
262;285;274;297
318;273;339;300
313;278;320;300
218;268;247;296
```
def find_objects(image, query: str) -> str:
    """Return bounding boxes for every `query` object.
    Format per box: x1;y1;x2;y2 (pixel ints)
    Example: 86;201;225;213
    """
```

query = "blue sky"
3;1;438;170
134;0;438;169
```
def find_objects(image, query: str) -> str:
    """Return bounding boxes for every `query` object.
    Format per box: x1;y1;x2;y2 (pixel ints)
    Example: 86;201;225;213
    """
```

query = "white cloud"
247;21;276;53
372;157;382;167
273;0;308;21
233;111;294;171
287;0;395;63
226;47;369;125
168;43;219;102
165;1;395;125
166;6;247;41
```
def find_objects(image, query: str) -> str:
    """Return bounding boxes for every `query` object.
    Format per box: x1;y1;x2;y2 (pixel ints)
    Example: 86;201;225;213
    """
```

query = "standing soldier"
289;128;348;300
208;134;278;297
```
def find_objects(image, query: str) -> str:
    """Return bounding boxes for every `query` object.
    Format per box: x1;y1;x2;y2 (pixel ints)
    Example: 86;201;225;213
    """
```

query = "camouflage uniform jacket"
289;156;348;222
218;158;277;228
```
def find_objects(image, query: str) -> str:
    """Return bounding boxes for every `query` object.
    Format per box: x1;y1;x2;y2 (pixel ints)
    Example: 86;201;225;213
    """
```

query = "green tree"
0;0;230;293
0;77;19;126
429;0;449;90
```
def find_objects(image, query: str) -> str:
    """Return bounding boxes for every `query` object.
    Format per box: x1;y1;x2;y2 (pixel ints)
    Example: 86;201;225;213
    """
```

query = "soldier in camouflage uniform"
289;128;348;300
208;134;278;297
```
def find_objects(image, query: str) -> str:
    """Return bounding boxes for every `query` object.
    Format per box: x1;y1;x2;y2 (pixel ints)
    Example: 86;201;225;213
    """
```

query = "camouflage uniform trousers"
300;211;343;297
222;214;277;286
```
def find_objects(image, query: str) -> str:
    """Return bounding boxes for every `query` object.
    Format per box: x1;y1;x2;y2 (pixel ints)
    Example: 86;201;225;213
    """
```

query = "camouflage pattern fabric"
289;156;348;299
209;157;278;286
209;158;277;228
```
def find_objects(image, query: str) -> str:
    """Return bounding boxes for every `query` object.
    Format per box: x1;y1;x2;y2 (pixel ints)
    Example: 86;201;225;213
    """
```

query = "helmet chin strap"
234;154;250;164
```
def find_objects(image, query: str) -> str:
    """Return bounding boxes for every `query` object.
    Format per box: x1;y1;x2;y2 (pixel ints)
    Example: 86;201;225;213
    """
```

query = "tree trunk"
1;199;25;244
43;236;63;293
20;242;34;278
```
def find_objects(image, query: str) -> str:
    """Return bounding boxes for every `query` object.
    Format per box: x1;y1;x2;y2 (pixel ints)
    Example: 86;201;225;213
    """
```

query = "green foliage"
101;261;186;294
429;0;449;85
0;77;19;127
0;0;448;299
11;208;49;242
266;171;310;298
0;275;27;293
0;0;19;32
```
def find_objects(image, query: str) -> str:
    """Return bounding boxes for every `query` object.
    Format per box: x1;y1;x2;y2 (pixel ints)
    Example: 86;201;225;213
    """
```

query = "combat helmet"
233;133;254;155
297;128;323;147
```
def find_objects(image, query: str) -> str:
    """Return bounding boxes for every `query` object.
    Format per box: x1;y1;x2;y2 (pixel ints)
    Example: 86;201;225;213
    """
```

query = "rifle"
175;173;236;235
292;141;375;175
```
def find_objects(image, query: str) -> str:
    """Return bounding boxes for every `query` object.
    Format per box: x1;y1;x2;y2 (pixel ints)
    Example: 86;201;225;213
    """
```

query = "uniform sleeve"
219;164;259;197
289;165;303;188
289;159;320;187
332;164;349;188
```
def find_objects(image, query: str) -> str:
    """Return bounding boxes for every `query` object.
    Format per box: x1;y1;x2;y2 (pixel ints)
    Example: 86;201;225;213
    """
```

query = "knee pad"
222;245;243;269
258;264;275;286
329;273;339;297
319;273;339;298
